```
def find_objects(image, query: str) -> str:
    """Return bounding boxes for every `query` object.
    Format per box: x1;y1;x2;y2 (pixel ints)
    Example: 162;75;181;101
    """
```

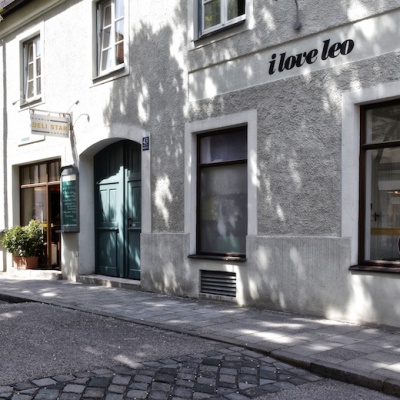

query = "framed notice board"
61;165;79;232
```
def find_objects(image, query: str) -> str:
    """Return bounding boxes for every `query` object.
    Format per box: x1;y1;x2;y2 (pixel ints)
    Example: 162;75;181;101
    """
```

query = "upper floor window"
23;36;41;102
97;0;124;75
200;0;246;36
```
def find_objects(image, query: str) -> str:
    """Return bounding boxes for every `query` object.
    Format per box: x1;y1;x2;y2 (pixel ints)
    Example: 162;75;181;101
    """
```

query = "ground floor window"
197;127;247;258
360;101;400;265
20;159;61;269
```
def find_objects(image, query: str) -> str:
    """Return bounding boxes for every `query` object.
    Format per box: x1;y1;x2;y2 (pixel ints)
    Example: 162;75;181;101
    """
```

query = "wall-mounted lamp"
73;113;90;126
275;0;301;30
67;100;80;113
293;0;301;30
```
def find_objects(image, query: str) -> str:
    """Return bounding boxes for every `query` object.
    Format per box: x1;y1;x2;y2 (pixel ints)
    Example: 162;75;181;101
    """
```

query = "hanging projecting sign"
30;111;70;138
61;166;79;233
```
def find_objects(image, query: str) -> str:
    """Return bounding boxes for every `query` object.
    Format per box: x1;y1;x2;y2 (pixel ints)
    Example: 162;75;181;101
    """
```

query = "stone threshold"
76;274;142;291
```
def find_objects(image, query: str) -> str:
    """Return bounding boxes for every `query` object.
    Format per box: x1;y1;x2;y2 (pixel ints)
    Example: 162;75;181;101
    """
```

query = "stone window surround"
184;110;258;256
342;81;400;266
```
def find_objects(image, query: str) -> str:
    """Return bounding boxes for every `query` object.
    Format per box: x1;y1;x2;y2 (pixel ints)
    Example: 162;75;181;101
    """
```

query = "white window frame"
200;0;247;36
23;36;42;102
185;110;258;255
95;0;126;77
17;23;44;106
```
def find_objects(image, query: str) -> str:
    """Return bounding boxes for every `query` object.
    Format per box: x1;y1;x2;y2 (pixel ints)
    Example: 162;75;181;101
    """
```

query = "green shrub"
2;220;44;257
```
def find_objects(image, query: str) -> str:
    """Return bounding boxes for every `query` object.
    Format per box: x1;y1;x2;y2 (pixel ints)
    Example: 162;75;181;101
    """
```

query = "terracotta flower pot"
13;256;39;270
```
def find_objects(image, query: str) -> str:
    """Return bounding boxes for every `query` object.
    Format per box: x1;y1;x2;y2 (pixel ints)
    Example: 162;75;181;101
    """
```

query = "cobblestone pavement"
0;345;322;400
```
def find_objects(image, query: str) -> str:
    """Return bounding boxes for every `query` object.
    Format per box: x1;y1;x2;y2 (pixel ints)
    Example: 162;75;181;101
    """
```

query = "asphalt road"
0;302;397;399
0;302;220;386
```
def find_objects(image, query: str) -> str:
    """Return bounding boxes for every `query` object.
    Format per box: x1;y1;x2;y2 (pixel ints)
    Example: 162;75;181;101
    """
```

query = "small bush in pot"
1;220;44;269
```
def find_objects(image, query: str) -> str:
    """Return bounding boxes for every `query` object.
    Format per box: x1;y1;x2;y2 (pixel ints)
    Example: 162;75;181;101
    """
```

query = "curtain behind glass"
200;164;247;254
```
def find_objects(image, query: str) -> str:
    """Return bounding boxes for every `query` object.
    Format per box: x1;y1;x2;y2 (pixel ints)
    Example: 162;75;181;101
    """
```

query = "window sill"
196;19;246;42
92;64;128;85
19;97;42;109
188;254;246;262
349;264;400;274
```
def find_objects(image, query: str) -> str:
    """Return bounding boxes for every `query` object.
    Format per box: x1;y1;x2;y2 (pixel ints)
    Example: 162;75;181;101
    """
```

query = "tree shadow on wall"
102;1;187;234
100;1;193;294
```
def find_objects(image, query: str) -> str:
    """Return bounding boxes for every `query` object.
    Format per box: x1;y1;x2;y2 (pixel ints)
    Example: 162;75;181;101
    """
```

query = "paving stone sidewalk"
0;345;322;400
1;275;400;398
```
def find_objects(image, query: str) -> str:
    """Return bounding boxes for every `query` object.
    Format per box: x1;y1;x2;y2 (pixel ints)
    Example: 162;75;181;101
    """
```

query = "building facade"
2;0;400;327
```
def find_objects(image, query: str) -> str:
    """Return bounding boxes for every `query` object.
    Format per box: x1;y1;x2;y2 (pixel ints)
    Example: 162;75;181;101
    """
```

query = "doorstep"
1;268;63;280
76;274;142;291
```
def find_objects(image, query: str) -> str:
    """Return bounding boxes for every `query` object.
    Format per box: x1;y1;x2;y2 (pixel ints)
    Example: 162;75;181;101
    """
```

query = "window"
23;36;41;101
360;101;400;266
200;0;246;36
97;0;125;75
197;127;247;258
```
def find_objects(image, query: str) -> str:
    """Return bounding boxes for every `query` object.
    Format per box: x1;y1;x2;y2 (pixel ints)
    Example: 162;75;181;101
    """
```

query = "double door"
95;141;141;279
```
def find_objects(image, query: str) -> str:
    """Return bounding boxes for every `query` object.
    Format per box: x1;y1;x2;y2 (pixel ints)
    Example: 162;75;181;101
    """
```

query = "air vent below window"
200;270;236;297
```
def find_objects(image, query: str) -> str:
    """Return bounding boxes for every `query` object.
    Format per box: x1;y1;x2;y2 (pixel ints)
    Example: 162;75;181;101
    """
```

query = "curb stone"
310;360;384;391
270;350;311;371
384;379;400;397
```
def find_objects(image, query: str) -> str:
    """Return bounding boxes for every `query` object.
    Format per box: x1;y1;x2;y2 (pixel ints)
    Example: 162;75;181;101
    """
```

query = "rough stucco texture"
189;49;400;236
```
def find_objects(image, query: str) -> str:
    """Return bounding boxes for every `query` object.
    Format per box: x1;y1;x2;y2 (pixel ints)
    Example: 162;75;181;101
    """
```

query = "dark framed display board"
60;165;79;232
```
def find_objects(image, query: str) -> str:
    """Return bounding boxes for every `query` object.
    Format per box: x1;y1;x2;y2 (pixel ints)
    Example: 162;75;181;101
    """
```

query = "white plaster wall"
1;1;82;273
0;39;6;271
1;0;188;275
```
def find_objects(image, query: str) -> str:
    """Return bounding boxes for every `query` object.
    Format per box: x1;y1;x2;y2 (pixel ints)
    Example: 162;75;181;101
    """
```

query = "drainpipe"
1;38;9;271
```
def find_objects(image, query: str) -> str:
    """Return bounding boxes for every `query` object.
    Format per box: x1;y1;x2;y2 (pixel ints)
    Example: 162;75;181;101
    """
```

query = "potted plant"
1;219;44;269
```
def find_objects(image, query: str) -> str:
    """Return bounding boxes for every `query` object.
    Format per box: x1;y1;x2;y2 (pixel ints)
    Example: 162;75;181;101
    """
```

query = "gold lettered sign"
30;111;70;138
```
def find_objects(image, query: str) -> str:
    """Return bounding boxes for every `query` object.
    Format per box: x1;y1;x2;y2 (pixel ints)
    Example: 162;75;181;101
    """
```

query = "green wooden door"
95;141;141;279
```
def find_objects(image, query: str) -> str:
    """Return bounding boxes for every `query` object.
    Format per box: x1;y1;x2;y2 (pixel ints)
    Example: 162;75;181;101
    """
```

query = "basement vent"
200;270;236;297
